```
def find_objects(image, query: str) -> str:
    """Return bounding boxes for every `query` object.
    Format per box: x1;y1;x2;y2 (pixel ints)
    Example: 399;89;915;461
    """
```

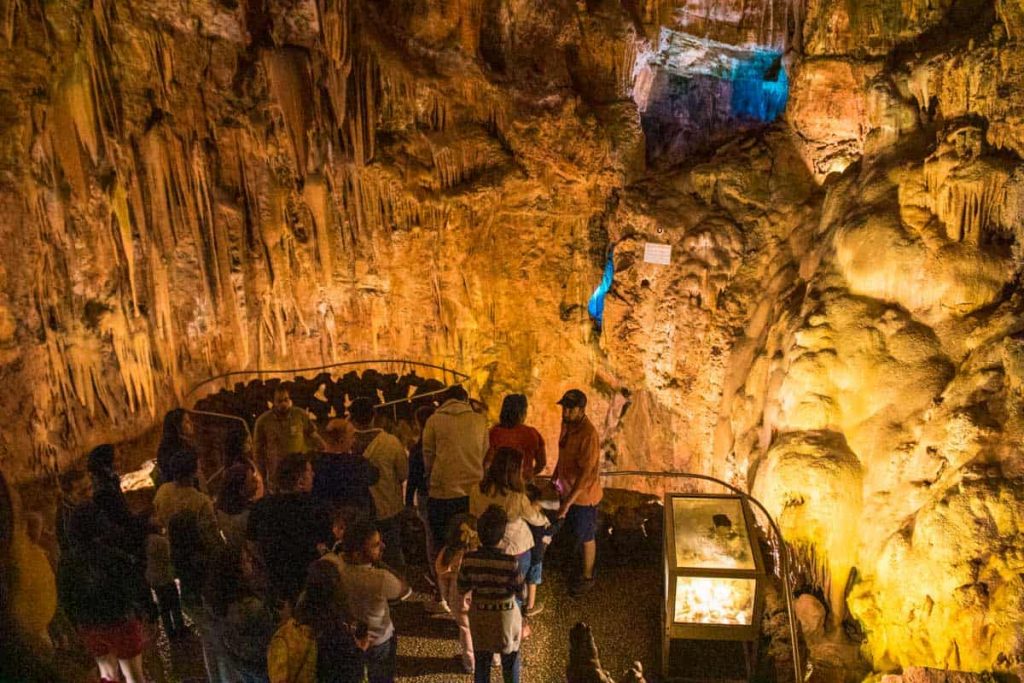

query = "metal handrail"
597;469;806;683
183;359;470;402
186;408;251;436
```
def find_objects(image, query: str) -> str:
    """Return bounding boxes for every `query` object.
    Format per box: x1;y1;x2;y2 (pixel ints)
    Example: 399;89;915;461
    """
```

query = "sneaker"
424;599;451;614
569;577;594;598
526;603;545;617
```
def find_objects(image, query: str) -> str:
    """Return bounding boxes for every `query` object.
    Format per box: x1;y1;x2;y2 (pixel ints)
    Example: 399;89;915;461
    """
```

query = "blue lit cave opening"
588;252;615;330
636;29;790;162
728;46;788;123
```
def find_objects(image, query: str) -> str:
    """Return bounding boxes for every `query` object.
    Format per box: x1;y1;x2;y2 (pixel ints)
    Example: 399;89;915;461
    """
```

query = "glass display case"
663;493;766;649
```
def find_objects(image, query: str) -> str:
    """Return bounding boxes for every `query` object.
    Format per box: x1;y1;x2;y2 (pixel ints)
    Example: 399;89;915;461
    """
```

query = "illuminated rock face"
1;0;1024;675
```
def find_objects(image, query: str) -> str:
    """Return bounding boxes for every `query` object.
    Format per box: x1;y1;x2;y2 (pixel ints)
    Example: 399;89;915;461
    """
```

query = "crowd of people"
29;381;605;683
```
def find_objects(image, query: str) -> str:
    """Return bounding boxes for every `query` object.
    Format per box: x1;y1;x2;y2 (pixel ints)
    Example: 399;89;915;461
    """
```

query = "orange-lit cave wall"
2;0;1024;674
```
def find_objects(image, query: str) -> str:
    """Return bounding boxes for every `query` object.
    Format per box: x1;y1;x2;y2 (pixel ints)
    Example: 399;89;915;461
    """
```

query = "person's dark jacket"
311;452;379;512
56;501;124;558
247;493;332;604
90;468;133;531
315;620;365;683
57;545;137;627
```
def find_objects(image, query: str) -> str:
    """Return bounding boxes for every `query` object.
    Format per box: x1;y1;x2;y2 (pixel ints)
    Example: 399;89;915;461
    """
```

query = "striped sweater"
457;546;525;610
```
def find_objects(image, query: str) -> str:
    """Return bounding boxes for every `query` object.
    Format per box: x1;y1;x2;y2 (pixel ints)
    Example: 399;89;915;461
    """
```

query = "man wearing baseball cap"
552;388;603;597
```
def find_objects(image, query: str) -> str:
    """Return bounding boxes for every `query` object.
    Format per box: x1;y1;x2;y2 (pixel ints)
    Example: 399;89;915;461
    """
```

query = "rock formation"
1;0;1023;677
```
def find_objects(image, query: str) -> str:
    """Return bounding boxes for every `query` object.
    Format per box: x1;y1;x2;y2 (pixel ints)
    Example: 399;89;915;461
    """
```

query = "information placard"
644;242;672;265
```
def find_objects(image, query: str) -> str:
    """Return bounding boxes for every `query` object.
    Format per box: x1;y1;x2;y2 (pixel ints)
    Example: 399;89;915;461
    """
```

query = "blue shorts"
515;550;532;600
567;504;598;543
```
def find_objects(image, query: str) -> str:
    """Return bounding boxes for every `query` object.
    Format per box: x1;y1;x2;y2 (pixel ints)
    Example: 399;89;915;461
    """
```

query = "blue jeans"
240;674;269;683
474;649;520;683
515;551;531;606
526;523;550;585
365;635;397;683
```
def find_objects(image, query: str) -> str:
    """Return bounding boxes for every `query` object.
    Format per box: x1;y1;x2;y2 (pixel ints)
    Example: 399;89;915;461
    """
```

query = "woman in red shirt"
486;394;549;616
486;395;546;481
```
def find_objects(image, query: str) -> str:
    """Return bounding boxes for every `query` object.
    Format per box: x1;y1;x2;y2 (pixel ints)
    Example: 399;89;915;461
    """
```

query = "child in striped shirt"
458;505;526;683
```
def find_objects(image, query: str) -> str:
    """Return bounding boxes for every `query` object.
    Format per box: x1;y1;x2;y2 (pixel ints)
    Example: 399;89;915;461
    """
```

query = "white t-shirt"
337;562;408;646
358;430;409;521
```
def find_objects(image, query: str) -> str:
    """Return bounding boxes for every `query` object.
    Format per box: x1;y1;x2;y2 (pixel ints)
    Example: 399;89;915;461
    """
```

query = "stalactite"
422;92;448;132
138;126;180;254
342;46;388;166
264;47;315;175
789;541;833;614
428;130;507;190
303;176;335;285
46;327;115;422
379;70;419;132
110;182;139;315
203;148;250;370
87;0;121;139
2;0;18;47
49;52;100;198
924;155;1011;244
316;0;352;138
340;165;423;236
147;241;182;398
102;309;156;417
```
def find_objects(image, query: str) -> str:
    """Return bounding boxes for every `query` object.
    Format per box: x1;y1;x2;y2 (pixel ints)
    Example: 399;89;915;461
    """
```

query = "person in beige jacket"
423;385;488;569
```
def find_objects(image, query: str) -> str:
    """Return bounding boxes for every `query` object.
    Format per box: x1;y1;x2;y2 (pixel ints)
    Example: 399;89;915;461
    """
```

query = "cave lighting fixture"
588;251;615;330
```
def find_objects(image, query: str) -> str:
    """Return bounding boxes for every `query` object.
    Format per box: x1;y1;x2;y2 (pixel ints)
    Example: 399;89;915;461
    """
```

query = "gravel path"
392;563;662;683
132;560;663;683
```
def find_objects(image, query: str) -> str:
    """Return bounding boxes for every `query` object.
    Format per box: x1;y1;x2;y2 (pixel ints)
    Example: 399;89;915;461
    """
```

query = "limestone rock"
795;593;827;639
897;667;998;683
848;475;1024;672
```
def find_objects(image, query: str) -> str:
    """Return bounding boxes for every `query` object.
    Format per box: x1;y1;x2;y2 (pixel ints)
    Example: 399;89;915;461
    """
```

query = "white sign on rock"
644;242;672;265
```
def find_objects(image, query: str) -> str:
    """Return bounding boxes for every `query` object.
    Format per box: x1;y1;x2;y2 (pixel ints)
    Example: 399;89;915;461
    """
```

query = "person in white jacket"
423;386;488;573
469;447;549;590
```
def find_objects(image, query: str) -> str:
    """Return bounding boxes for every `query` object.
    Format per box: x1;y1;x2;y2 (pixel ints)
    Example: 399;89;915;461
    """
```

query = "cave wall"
0;0;646;478
727;0;1024;673
1;0;1024;675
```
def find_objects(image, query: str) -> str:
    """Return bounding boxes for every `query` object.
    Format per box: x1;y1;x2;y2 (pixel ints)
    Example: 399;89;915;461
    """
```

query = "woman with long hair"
87;444;157;624
203;546;276;683
57;469;150;683
486;395;550;616
268;559;365;683
215;459;264;551
156;409;195;485
485;394;546;481
469;447;549;626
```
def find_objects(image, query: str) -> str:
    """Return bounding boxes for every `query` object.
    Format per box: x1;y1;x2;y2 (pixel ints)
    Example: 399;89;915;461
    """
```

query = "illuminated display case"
662;493;766;647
